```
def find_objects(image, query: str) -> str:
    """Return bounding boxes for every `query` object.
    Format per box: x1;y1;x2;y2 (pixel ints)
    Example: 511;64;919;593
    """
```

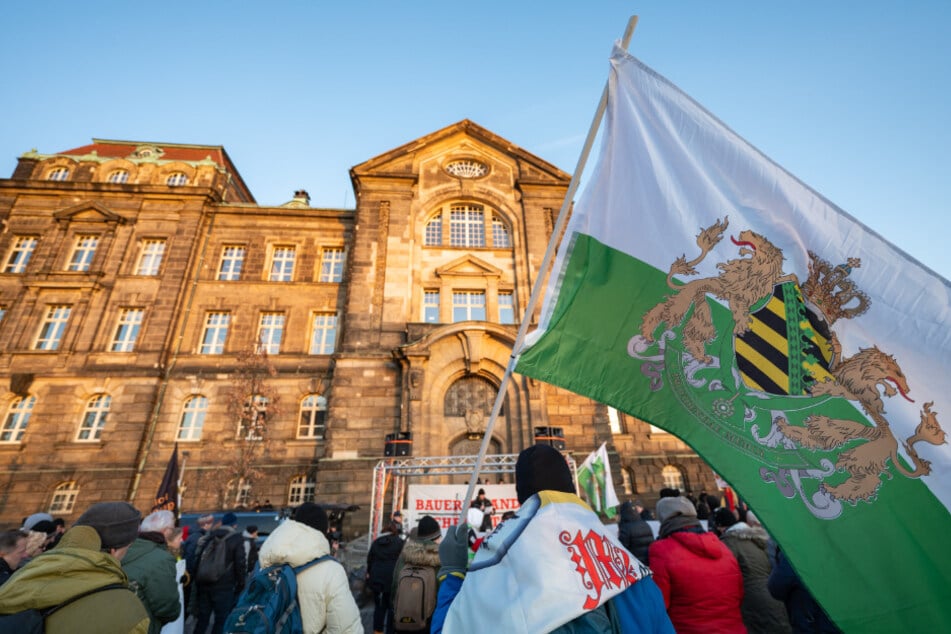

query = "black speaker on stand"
533;426;566;450
384;431;413;456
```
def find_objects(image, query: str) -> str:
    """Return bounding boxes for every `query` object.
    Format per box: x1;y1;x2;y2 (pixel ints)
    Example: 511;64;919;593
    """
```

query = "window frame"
269;245;297;282
76;394;111;442
256;312;285;355
449;205;486;247
423;290;440;323
34;304;71;351
66;234;100;272
288;474;316;506
498;291;515;324
47;167;70;181
452;290;486;322
166;172;188;186
297;394;327;439
106;169;130;184
318;247;345;283
1;396;35;444
134;239;166;276
4;236;39;274
111;307;144;352
177;395;208;441
217;245;246;281
49;482;80;515
309;312;337;355
199;311;230;354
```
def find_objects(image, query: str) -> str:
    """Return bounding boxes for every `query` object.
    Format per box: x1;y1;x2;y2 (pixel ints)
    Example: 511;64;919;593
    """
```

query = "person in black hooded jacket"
617;500;655;565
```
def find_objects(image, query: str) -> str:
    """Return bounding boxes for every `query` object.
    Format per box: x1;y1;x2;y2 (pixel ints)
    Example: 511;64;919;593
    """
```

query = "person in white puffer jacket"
257;503;362;634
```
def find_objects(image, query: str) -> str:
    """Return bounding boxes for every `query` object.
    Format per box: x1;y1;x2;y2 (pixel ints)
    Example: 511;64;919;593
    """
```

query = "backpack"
223;554;332;634
392;564;437;632
0;583;126;634
196;533;230;584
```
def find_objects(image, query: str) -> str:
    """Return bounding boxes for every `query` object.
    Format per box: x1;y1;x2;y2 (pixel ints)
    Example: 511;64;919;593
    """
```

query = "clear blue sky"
3;2;948;277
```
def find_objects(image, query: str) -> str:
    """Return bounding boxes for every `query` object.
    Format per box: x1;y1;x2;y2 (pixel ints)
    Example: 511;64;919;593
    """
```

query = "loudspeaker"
384;431;413;456
533;426;566;450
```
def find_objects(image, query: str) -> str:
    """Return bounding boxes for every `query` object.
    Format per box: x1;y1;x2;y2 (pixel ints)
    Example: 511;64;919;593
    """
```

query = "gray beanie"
76;502;142;549
656;496;697;524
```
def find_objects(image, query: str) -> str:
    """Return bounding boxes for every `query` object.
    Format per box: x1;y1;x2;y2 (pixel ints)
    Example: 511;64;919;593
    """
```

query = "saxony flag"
515;46;951;632
577;442;620;518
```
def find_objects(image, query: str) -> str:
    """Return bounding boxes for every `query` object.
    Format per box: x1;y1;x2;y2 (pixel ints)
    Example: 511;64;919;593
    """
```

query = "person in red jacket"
648;495;746;633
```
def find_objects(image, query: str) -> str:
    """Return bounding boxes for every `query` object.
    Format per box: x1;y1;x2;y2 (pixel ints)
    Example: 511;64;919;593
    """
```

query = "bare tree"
211;345;282;509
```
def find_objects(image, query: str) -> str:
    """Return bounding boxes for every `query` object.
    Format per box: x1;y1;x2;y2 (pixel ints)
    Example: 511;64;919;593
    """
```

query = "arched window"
107;169;129;184
177;396;207;441
239;395;269;440
424;212;443;246
47;167;70;181
620;468;636;495
288;474;316;505
298;394;327;439
166;172;188;186
49;481;80;515
491;213;511;248
661;465;685;491
1;395;35;443
77;394;111;441
444;376;501;416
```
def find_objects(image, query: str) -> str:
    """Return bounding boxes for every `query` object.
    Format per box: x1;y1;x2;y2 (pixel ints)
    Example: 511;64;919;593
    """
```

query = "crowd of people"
0;449;840;633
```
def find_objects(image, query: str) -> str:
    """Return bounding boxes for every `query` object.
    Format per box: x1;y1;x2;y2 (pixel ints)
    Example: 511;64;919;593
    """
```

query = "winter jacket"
367;531;404;592
390;534;441;627
194;525;246;593
242;530;260;573
0;525;149;634
719;523;790;634
767;549;841;634
617;501;654;565
648;526;746;634
0;558;14;587
122;533;181;634
258;519;362;634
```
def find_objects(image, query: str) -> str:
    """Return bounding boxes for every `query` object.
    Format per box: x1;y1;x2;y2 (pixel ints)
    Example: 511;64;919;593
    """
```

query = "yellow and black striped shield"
735;282;835;395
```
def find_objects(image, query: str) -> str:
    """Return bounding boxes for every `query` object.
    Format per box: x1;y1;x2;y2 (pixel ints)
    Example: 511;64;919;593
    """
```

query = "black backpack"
196;533;230;584
0;583;126;634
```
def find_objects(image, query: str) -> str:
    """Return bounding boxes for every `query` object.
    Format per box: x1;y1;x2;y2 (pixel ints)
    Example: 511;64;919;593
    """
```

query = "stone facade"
0;123;716;535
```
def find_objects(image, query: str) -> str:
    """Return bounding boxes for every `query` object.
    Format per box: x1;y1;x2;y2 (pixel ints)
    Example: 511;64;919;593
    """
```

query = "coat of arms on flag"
577;442;620;518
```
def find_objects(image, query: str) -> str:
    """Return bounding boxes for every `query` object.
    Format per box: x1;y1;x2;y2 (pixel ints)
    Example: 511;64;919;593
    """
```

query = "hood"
619;501;638;522
258;519;330;568
0;526;128;612
401;538;441;568
211;525;238;539
722;522;769;549
670;529;725;561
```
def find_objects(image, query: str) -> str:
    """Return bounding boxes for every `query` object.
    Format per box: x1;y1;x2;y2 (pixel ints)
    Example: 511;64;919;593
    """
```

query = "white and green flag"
516;46;951;632
577;442;620;518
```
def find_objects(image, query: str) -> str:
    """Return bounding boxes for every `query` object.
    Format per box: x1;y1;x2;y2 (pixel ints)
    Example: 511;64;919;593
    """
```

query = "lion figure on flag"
775;346;946;503
640;216;797;363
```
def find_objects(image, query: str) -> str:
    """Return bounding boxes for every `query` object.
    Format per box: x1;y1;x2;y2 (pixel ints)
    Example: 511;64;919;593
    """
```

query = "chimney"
293;189;310;205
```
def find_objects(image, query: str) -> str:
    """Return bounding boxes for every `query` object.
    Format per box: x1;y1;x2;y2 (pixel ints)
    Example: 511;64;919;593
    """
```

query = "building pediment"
435;254;502;279
53;201;126;225
351;119;570;186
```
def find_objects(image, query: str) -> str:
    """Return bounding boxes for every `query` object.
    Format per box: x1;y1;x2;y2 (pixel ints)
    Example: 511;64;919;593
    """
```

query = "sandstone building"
0;121;716;533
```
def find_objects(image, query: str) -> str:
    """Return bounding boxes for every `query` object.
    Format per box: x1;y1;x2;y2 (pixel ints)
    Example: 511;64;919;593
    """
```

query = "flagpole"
457;15;640;524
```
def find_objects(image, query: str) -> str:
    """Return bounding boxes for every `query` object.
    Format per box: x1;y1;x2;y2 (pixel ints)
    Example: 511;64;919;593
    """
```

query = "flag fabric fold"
152;443;179;515
516;45;951;632
577;442;620;518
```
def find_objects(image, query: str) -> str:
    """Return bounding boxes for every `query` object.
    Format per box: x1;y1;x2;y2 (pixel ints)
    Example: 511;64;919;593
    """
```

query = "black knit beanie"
416;515;441;541
515;444;575;503
294;503;329;536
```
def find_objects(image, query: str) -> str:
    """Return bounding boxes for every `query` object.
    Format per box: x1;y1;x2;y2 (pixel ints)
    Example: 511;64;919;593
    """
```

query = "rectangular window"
199;312;230;354
498;292;516;324
257;312;285;355
449;206;485;247
319;248;345;283
452;291;486;322
217;245;246;281
34;305;71;350
67;235;99;272
4;236;38;274
269;246;296;282
111;308;144;352
423;290;440;323
309;312;337;354
135;239;166;276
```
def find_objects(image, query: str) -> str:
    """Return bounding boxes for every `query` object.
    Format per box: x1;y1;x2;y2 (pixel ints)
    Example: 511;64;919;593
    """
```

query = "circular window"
445;159;488;179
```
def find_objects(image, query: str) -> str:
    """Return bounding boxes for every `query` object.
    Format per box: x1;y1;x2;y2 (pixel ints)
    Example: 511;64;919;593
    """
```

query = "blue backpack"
223;554;333;634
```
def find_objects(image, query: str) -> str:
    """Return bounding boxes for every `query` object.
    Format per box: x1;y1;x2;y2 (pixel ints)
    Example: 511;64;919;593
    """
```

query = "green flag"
516;47;951;633
577;442;619;518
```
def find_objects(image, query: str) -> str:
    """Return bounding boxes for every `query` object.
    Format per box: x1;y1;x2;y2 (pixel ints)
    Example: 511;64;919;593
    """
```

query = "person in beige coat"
257;503;362;634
